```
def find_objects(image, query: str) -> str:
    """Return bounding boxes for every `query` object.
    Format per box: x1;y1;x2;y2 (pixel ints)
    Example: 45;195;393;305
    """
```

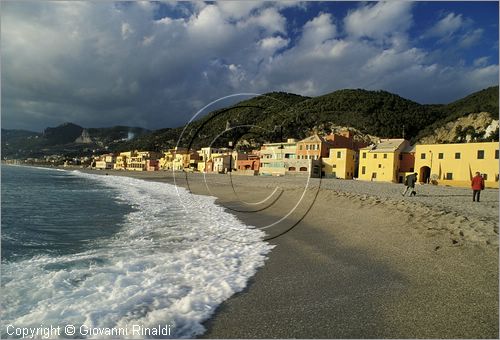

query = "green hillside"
289;89;445;139
122;86;498;152
121;92;310;152
3;86;498;158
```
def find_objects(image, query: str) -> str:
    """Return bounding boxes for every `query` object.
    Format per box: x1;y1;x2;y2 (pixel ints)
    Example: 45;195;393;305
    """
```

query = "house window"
483;174;488;181
299;167;307;171
362;153;366;159
299;145;302;150
361;166;366;175
446;172;453;180
383;153;387;159
332;164;337;168
455;152;461;159
477;150;484;159
378;164;382;168
410;167;414;172
373;154;377;159
337;151;342;158
438;153;444;159
372;172;377;179
420;153;426;159
496;150;499;159
306;145;309;150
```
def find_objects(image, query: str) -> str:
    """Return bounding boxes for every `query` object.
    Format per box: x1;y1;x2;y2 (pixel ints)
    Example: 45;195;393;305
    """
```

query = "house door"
419;166;431;183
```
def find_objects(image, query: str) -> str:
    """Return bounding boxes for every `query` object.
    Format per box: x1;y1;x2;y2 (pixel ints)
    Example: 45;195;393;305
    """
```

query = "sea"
1;165;272;338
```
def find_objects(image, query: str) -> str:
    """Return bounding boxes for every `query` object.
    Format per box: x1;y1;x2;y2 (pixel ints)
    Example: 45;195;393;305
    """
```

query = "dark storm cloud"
1;1;498;131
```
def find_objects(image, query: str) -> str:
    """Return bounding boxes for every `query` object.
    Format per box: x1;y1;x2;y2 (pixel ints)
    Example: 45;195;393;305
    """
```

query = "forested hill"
124;86;499;152
3;86;497;158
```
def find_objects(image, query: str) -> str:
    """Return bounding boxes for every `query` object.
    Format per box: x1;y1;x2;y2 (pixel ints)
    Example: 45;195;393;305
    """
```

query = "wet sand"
79;169;499;338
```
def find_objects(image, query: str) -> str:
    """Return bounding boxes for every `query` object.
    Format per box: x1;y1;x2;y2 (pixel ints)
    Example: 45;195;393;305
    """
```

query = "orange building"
237;154;260;171
399;145;416;172
296;134;332;160
296;130;368;161
146;159;159;171
205;159;214;172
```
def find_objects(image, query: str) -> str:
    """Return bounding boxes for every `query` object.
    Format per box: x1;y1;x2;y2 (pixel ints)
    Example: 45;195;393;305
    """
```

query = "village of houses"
91;130;499;189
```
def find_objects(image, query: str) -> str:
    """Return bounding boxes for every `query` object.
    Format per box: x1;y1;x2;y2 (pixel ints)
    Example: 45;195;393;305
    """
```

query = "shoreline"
69;166;499;246
73;168;498;338
6;165;499;338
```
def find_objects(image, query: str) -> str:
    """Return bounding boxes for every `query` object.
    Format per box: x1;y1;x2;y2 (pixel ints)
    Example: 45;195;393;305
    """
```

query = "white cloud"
473;56;490;67
460;28;484;48
363;47;426;75
239;7;287;34
142;35;155;46
424;12;464;39
301;13;336;46
259;36;289;51
121;22;134;39
217;1;262;19
344;2;413;41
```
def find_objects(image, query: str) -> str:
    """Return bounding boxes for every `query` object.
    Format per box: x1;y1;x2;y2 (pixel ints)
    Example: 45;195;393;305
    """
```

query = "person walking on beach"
471;171;485;202
402;172;418;196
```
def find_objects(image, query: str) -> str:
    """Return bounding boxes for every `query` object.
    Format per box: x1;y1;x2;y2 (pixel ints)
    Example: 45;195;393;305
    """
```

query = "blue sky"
2;1;498;131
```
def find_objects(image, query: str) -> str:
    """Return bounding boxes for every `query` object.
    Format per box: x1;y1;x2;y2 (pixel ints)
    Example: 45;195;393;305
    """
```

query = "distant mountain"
2;124;150;159
43;122;84;145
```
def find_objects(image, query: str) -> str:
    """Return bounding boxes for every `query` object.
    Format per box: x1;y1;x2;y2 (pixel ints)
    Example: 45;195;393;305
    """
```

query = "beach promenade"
80;169;499;338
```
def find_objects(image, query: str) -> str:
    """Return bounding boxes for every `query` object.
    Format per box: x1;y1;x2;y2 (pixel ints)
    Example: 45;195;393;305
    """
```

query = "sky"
1;1;499;132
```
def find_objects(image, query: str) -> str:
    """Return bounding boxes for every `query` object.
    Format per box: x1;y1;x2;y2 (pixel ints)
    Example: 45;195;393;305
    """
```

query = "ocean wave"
1;171;273;338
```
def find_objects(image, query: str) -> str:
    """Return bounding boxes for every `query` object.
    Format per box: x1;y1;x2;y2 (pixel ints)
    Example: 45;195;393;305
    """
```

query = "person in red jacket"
471;171;485;202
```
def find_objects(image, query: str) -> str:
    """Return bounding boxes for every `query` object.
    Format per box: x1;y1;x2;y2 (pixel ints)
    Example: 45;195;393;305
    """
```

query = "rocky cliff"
419;112;499;144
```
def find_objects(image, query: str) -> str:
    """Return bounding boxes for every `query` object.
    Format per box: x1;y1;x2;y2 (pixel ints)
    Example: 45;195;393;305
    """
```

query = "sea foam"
1;171;273;338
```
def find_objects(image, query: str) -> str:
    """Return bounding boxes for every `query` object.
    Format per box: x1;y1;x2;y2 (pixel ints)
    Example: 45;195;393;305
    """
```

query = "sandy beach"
78;169;498;338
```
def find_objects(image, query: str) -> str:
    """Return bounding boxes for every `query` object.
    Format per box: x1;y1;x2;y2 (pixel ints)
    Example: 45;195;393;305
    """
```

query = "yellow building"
94;154;116;170
358;139;409;182
159;150;175;170
322;148;357;179
127;151;161;171
197;147;230;172
167;148;199;171
173;152;188;170
414;142;499;188
114;152;132;170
